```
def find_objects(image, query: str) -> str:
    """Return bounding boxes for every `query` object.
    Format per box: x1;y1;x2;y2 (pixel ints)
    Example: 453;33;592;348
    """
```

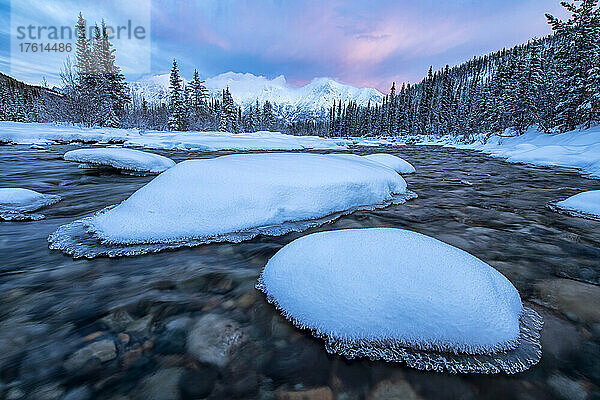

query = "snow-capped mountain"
128;72;384;121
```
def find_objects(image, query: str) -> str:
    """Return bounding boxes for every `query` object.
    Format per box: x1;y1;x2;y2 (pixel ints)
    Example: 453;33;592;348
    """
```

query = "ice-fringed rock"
64;147;175;175
548;190;600;221
362;154;416;174
257;228;543;374
0;188;61;221
48;153;415;258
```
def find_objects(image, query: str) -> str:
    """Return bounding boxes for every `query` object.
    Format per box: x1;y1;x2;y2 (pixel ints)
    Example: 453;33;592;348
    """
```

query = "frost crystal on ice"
48;153;415;258
64;147;175;174
257;228;543;374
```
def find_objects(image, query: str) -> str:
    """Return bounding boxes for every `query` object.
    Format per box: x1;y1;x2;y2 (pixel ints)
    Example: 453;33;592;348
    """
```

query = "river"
0;144;598;400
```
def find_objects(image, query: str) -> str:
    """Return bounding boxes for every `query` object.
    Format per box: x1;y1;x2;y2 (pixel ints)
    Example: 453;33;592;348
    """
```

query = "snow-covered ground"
257;228;542;374
49;153;415;257
0;188;61;221
64;148;175;174
351;126;600;179
4;122;600;180
454;127;600;179
0;122;348;151
550;190;600;221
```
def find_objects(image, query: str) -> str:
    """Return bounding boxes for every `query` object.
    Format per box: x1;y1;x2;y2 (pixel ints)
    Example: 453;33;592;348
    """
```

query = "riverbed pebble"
186;314;246;368
536;279;600;324
136;367;183;400
64;339;117;371
367;377;421;400
547;374;588;400
178;365;218;399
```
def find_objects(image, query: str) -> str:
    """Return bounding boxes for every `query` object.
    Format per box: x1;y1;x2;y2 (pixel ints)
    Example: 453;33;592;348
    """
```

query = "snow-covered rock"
48;153;415;257
0;188;61;221
129;72;384;122
362;154;416;174
550;190;600;221
0;122;348;151
63;147;175;174
257;228;543;374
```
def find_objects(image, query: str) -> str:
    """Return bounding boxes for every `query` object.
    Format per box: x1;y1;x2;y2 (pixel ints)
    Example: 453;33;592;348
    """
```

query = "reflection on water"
0;144;599;399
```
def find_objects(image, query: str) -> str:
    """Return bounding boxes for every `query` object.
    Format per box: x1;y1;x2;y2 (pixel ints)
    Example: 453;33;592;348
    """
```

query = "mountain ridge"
128;72;384;122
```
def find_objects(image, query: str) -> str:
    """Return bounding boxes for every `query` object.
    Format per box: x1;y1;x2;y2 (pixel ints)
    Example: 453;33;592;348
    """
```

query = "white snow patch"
49;153;414;257
126;130;347;152
551;190;600;220
257;228;542;374
362;154;416;174
372;126;600;179
0;188;61;220
349;126;600;180
64;148;175;174
464;127;600;179
0;122;348;152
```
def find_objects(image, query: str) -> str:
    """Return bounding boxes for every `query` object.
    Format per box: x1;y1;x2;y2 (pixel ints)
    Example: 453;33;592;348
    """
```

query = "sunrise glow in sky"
0;0;566;91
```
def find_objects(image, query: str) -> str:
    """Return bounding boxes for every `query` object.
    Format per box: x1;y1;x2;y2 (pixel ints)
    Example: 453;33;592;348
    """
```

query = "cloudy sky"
0;0;566;92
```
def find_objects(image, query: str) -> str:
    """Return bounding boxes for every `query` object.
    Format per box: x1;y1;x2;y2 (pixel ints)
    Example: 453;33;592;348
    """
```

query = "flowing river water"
0;144;599;400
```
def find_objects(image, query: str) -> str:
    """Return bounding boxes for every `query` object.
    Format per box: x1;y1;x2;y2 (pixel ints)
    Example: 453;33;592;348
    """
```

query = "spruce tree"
189;69;209;128
546;0;600;130
168;59;186;131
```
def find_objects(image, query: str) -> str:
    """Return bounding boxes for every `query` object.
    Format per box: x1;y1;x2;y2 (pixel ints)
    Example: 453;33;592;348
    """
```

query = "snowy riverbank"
3;122;600;179
0;122;348;151
352;126;600;180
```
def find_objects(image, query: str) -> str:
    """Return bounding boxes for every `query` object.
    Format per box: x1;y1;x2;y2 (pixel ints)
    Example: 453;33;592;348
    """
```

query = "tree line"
0;13;285;133
138;59;283;132
2;1;599;139
296;0;600;138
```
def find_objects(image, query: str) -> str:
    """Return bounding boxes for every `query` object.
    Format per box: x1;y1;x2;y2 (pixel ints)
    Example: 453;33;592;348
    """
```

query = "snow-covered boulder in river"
0;188;61;221
549;190;600;221
257;228;543;374
64;148;175;175
362;154;416;174
49;153;415;258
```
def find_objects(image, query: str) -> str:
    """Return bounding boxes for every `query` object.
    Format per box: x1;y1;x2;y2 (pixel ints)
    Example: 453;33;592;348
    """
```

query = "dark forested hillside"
0;72;65;123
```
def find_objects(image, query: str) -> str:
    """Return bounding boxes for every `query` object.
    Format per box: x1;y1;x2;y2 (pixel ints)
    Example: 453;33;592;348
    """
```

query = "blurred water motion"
0;144;599;399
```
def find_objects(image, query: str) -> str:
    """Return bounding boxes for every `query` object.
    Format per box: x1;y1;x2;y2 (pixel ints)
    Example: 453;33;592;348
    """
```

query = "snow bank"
64;148;175;174
0;122;348;151
0;188;61;221
362;154;415;174
458;127;600;178
549;190;600;221
392;126;600;179
349;126;600;179
257;228;543;374
49;153;415;257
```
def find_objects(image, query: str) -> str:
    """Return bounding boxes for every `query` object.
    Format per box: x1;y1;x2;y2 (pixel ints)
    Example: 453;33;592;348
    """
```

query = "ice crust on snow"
257;228;543;374
49;153;415;257
63;147;175;174
362;154;416;174
0;188;61;220
0;122;348;152
549;190;600;221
